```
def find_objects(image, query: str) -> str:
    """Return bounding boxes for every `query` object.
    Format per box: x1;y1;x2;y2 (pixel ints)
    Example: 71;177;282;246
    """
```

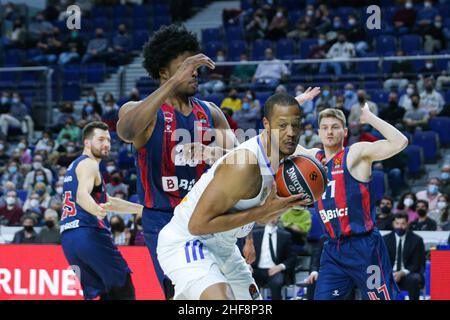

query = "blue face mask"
36;189;45;196
36;176;45;183
242;102;250;111
318;39;326;46
11;98;19;104
1;97;9;104
86;106;94;114
322;90;330;97
428;184;439;195
345;90;353;98
8;166;17;174
394;228;406;237
440;172;449;181
88;96;96;103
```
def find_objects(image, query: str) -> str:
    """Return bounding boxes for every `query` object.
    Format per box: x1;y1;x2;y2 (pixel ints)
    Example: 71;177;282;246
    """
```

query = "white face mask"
437;201;448;210
106;166;116;173
406;87;414;96
425;63;433;69
403;198;414;208
33;162;43;170
56;187;63;194
305;129;313;137
405;2;413;9
30;199;39;208
6;197;16;206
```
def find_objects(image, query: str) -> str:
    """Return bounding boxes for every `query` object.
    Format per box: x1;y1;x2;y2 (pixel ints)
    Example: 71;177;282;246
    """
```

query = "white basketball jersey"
169;134;275;247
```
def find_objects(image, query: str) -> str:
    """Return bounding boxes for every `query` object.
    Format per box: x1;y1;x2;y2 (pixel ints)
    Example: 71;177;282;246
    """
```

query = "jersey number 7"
61;191;77;220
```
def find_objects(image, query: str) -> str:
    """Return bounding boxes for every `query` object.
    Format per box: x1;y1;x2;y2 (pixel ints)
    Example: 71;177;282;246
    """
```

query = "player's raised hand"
172;54;215;83
295;87;320;105
359;102;374;124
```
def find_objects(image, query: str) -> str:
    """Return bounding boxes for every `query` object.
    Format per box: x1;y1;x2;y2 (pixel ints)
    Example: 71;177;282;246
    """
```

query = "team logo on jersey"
163;111;174;133
196;111;207;124
333;157;342;169
319;207;348;223
332;290;340;297
249;284;260;300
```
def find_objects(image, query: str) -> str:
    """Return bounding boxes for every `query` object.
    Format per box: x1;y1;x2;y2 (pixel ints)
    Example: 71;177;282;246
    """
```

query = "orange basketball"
275;154;328;202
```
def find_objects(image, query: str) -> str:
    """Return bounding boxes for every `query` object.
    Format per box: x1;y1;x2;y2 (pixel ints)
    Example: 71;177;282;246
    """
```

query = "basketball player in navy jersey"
60;121;147;300
296;104;408;300
115;25;253;298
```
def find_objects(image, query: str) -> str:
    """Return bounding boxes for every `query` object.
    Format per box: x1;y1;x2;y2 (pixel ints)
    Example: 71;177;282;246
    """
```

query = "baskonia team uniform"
313;147;399;300
60;155;133;300
134;97;214;290
157;135;273;300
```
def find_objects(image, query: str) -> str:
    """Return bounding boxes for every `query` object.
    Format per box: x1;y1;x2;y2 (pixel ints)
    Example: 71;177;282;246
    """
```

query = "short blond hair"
318;108;347;128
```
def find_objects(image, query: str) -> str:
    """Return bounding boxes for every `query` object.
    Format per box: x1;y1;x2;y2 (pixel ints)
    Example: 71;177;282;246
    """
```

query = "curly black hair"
142;24;200;79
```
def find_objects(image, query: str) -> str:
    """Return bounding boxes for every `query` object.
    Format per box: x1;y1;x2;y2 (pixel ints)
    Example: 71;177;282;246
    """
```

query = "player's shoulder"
220;149;259;177
76;157;99;171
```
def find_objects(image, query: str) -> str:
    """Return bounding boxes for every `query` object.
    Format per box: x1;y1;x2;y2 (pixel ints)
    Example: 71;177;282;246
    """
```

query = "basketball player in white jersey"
157;93;312;300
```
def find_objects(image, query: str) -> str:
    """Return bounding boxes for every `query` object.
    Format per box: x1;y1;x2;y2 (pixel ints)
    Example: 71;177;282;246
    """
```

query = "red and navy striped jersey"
133;97;213;212
314;147;375;239
60;155;110;233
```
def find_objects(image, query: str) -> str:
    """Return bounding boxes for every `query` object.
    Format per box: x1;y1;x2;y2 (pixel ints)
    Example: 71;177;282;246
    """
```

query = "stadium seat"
92;17;111;31
225;27;243;43
400;34;422;54
356;61;378;75
252;40;272;60
16;190;28;203
276;39;295;60
429;116;450;147
370;170;386;203
203;41;223;59
62;84;81;101
133;18;149;31
287;10;302;26
133;30;150;51
227;40;247;61
404;145;423;177
153;4;170;16
412;131;439;163
205;93;225;106
299;39;317;58
374;35;396;54
202;28;222;44
85;65;105;83
152;16;171;30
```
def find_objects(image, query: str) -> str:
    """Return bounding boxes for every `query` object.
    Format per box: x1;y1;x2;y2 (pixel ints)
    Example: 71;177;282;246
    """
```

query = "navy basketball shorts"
61;227;131;300
314;229;399;300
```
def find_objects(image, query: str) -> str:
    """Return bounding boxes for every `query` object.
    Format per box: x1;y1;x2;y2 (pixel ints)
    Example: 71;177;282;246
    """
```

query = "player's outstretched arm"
294;144;321;158
117;54;215;144
188;149;308;236
75;159;109;219
101;196;144;216
352;103;409;162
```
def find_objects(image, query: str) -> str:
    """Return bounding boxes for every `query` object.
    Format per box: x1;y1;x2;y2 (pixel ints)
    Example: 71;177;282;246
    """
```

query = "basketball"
275;154;328;202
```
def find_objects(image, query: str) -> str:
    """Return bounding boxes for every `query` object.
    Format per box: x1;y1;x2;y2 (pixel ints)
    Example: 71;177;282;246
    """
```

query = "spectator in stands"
428;194;449;230
81;28;110;64
376;196;394;231
15;138;32;165
110;24;132;66
56;140;81;168
22;155;53;191
0;139;8;168
331;16;344;33
399;82;418;111
102;98;119;132
344;121;378;147
38;208;60;244
314;4;331;34
379;92;406;125
85;90;103;115
319;33;355;76
403;94;429;132
314;86;335;109
305;33;330;74
53;102;75;132
26;168;51;193
28;12;54;42
4;18;27;49
110;215;130;246
127;87;141;102
392;1;417;34
232;93;261;132
295;85;315;119
0;91;11;117
416;177;442;211
439;164;450;196
299;122;321;149
0;92;33;141
251;218;296;300
230;53;257;88
436;61;450;92
12;215;39;244
334;95;349;120
0;181;19;206
130;216;146;246
23;191;46;224
220;88;242;113
56;117;80;144
348;90;378;123
199;49;227;96
103;159;117;184
31;27;63;65
343;83;358;111
419;78;445;117
35;131;54;153
106;171;129;199
383;50;413;91
252;48;289;90
1;161;24;189
0;190;23;226
82;102;102;122
266;6;288;41
279;206;312;254
418;62;439;90
422;15;447;53
275;84;287;94
221;107;238;131
384;212;425;301
245;8;268;41
395;192;419;223
49;180;63;207
345;14;368;56
58;29;84;65
410;199;437;231
287;16;314;40
416;0;438;27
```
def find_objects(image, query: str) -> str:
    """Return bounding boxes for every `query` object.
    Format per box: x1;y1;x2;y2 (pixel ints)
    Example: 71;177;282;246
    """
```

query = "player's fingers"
284;193;305;203
268;182;277;198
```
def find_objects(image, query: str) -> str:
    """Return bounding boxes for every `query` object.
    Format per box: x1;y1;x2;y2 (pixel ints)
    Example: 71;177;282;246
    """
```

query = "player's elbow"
116;118;136;143
398;135;409;151
188;217;208;236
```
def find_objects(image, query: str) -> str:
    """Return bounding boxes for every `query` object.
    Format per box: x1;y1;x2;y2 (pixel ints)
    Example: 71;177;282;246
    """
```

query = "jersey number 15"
61;191;77;220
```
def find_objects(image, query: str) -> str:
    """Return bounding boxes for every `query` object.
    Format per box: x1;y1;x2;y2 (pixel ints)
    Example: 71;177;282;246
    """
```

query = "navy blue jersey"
60;155;110;233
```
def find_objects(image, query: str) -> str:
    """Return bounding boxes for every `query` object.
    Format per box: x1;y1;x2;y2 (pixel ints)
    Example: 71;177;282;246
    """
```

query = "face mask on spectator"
380;206;391;214
36;175;45;183
56;186;63;194
106;165;116;173
345;90;353;98
88;96;96;103
67;146;75;153
318;39;326;46
45;220;55;228
417;208;427;217
86;105;94;114
112;176;121;184
276;11;283;18
296;90;303;96
242;102;250;111
24;225;34;233
11;98;19;104
30;199;40;208
434;21;442;28
424;1;432;8
33;162;43;170
437;201;447;210
322;90;330;97
307;9;314;16
425;63;433;69
348;19;356;26
246;94;253;100
405;2;413;9
8;166;17;174
304;129;313;137
36;189;46;197
358;96;365;103
333;21;341;28
394;228;406;237
403;198;414;208
216;55;225;62
1;97;9;104
18;142;26;149
406;87;414;96
110;222;125;233
440;172;449;181
428;184;439;195
6;197;16;206
104;106;113;113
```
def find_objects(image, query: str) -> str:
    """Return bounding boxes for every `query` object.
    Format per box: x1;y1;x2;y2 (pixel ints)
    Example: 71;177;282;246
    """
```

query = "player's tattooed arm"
75;159;109;219
351;103;408;162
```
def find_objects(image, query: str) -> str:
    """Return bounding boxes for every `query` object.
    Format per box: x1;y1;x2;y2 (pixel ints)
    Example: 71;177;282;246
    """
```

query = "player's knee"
200;282;235;300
